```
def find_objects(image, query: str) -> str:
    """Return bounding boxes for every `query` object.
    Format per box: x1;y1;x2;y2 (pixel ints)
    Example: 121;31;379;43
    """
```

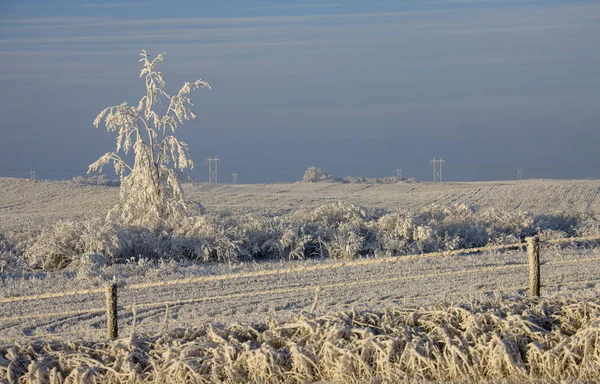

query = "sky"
0;0;599;183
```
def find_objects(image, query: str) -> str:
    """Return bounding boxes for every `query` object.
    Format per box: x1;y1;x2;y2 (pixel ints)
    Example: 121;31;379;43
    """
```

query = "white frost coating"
89;50;210;229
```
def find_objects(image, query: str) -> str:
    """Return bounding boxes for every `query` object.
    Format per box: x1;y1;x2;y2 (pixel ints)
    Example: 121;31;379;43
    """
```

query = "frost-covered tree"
89;50;210;229
302;167;332;183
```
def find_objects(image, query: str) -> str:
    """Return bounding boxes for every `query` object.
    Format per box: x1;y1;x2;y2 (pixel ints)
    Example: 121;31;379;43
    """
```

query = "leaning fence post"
526;236;541;297
105;283;118;339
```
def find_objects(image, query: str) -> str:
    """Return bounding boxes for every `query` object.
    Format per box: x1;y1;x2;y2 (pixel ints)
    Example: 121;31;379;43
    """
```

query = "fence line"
4;255;600;324
545;235;600;245
123;243;525;292
6;277;600;343
121;235;598;292
3;235;600;303
108;255;600;312
0;261;527;322
122;263;529;311
0;287;105;304
1;235;600;339
4;276;600;343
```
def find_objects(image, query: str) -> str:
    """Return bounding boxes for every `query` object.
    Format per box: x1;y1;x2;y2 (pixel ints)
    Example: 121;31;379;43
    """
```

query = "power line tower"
232;173;238;184
206;157;220;184
29;170;36;180
430;158;445;182
396;168;403;181
516;167;523;180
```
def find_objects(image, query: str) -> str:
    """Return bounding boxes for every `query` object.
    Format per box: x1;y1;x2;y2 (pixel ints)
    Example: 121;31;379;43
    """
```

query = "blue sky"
1;0;599;182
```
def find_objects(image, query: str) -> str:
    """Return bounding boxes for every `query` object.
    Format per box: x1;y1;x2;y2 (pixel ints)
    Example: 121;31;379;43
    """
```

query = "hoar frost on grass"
2;294;600;383
8;201;600;271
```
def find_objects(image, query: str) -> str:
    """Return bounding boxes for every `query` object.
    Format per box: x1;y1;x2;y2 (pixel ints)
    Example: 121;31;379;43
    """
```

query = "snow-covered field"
2;177;600;230
1;177;600;343
2;247;600;343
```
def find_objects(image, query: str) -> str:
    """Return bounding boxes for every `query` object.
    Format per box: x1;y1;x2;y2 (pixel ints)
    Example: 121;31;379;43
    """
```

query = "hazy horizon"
1;0;599;183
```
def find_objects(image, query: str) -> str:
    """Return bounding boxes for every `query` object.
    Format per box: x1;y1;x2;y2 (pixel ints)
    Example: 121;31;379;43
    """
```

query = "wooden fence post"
106;283;118;339
526;236;540;297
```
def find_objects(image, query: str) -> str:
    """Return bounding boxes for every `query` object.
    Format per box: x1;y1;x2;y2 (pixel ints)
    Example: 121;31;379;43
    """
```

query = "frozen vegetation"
0;193;599;271
302;166;412;184
2;178;600;382
3;294;600;383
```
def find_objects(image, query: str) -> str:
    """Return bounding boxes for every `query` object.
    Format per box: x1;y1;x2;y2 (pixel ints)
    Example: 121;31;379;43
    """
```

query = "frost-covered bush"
72;174;119;187
302;167;332;183
23;219;118;270
74;252;109;282
414;204;535;249
0;234;14;274
18;201;600;270
173;216;241;263
375;212;439;255
343;176;365;184
533;212;600;239
324;222;365;259
283;202;380;259
90;50;210;230
276;224;322;260
575;214;600;237
342;175;415;184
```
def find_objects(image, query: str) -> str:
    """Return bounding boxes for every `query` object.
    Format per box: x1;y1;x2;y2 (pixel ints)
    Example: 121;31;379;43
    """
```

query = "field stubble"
2;178;600;230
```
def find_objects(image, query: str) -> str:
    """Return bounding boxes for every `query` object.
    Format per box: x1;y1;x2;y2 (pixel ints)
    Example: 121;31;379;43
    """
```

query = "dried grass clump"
2;295;600;383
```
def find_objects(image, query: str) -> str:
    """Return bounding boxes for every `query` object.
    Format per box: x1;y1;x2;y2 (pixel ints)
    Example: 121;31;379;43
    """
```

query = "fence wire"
1;235;599;307
4;277;600;344
4;255;600;323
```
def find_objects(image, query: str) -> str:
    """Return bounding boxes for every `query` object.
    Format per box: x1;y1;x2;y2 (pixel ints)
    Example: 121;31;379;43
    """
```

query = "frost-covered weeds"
8;202;600;271
3;294;600;383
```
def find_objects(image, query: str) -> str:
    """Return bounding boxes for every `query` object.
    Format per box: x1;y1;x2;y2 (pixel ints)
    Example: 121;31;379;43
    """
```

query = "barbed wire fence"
1;235;600;341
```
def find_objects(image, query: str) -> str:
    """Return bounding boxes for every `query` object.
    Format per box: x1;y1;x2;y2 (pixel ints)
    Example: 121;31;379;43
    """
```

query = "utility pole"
517;167;523;180
232;173;238;184
396;168;403;181
430;158;445;182
206;157;220;184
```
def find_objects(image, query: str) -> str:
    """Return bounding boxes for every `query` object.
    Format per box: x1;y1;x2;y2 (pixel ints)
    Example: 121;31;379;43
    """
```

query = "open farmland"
2;177;600;231
188;178;600;216
2;178;600;383
1;177;600;344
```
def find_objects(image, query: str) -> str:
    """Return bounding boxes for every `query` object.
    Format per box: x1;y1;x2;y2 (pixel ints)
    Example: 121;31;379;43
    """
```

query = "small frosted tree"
89;50;210;229
302;167;332;183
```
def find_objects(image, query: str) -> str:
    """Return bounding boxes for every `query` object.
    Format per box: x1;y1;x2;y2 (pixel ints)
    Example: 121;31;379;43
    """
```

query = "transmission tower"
206;157;220;184
396;168;403;180
517;167;523;180
232;173;238;184
29;170;36;180
430;158;445;182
